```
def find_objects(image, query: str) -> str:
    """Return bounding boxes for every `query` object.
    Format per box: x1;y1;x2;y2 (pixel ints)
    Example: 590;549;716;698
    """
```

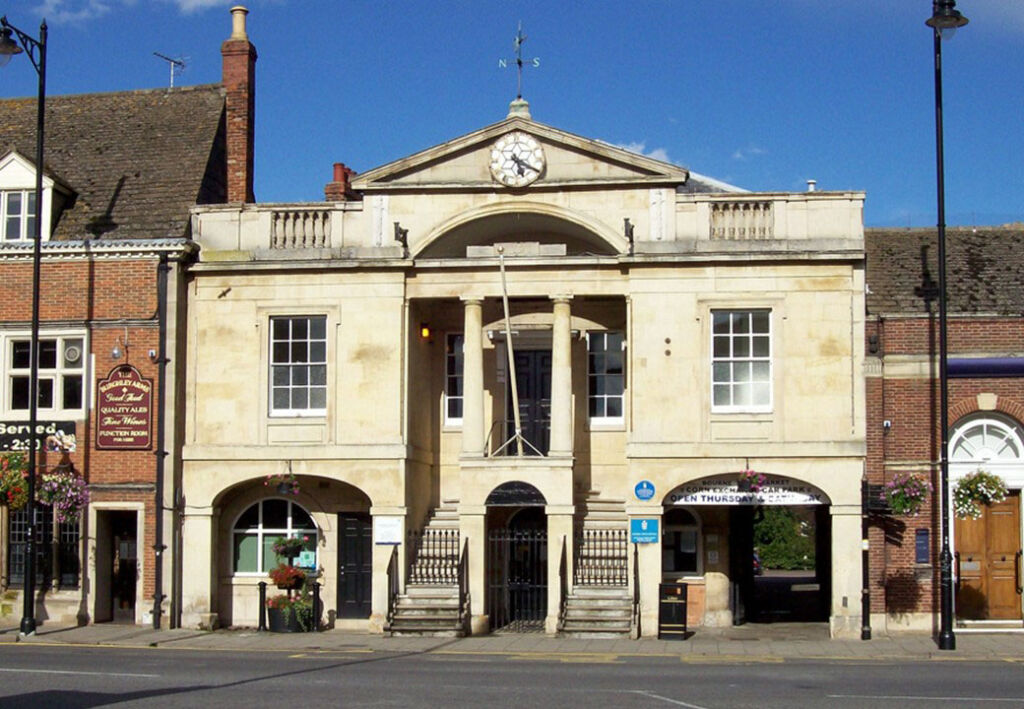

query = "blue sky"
4;0;1022;227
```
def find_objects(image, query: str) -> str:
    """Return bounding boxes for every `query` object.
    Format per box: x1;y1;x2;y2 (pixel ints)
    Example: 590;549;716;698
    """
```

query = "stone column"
545;506;575;634
461;297;485;457
549;296;573;456
829;504;863;638
459;505;489;635
180;508;218;630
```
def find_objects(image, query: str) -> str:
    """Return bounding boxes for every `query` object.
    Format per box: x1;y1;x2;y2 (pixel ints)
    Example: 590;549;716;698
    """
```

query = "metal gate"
487;528;547;631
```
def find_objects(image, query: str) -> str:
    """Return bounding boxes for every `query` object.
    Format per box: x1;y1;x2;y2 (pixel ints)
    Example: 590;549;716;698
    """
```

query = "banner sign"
0;421;77;453
96;365;153;450
667;475;827;506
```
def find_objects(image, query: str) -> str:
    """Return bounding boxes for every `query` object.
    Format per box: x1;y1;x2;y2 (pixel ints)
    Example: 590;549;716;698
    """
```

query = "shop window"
232;498;318;574
711;309;771;412
4;333;85;415
7;503;81;588
445;333;463;424
662;508;701;575
588;331;624;421
269;315;327;416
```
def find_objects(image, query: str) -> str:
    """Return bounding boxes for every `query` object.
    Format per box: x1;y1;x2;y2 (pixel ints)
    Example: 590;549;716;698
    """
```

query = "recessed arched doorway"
665;473;831;626
485;481;547;632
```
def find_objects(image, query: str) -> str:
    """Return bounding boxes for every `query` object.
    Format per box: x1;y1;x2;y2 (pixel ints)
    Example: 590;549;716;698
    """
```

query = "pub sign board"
96;365;153;450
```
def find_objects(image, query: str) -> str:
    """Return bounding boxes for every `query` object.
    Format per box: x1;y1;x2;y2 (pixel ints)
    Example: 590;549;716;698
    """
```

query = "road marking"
828;694;1024;703
0;667;159;679
629;690;710;709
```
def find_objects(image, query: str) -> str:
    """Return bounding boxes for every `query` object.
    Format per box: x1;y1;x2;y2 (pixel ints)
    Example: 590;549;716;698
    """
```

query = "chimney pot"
230;5;249;40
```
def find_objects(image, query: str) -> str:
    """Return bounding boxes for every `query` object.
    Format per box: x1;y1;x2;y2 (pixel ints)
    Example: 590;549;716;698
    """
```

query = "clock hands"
510;153;538;176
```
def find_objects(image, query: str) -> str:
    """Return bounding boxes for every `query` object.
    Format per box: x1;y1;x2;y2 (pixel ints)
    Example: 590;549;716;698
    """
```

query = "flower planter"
267;606;303;633
276;579;304;591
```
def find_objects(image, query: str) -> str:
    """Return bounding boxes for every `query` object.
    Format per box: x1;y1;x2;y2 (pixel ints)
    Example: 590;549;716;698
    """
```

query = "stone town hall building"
3;6;1022;638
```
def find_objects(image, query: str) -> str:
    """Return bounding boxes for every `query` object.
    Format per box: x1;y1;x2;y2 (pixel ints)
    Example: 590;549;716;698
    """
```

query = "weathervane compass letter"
498;21;540;100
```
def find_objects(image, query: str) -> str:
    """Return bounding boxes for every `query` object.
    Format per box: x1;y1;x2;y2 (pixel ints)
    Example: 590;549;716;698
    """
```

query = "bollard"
312;582;321;632
258;581;267;631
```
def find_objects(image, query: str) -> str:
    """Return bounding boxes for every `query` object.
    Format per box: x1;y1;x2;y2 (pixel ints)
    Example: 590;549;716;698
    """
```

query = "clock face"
489;132;545;187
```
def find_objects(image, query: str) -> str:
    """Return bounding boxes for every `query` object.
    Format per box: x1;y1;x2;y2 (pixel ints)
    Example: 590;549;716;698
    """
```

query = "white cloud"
618;141;671;164
732;146;767;161
33;0;115;22
169;0;233;13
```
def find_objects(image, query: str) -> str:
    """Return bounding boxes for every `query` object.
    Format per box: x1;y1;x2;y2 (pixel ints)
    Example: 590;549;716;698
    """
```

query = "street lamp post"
0;15;47;637
925;0;967;653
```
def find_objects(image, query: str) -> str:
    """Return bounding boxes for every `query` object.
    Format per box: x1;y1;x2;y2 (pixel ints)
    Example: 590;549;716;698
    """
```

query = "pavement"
2;621;1023;662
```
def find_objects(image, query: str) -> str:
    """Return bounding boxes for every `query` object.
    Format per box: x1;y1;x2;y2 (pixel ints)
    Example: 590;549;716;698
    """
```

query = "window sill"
586;419;625;432
267;412;327;420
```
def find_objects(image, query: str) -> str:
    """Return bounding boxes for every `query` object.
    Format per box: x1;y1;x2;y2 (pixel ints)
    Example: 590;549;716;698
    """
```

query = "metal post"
1;15;48;638
312;581;321;632
933;24;955;651
257;581;267;631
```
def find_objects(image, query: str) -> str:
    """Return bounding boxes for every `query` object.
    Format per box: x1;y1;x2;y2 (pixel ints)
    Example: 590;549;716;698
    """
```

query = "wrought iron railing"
574;528;628;586
407;528;460;585
386;545;399;628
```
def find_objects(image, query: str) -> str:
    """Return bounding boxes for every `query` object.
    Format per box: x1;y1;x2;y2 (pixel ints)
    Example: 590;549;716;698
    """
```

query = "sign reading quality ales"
96;365;153;449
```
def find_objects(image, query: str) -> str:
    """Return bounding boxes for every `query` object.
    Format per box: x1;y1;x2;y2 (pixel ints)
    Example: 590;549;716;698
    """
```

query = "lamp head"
927;0;968;39
0;23;24;68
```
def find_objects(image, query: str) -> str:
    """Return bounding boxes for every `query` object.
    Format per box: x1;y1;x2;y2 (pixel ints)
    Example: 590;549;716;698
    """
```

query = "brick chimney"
221;5;257;203
324;163;357;201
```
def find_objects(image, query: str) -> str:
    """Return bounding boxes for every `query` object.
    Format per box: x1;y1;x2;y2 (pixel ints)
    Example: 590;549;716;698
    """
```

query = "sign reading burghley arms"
96;365;153;450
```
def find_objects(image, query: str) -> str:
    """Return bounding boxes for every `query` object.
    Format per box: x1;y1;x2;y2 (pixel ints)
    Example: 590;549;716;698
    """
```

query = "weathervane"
498;21;540;100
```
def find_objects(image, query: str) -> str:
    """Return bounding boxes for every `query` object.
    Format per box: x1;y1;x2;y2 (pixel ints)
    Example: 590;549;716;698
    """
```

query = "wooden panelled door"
337;513;373;619
955;490;1022;620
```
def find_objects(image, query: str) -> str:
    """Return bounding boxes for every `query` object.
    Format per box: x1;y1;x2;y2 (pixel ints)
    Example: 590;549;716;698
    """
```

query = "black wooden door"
337;513;373;619
509;350;552;455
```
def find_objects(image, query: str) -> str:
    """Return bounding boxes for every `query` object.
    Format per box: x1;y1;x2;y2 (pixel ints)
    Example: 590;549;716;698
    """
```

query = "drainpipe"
152;253;170;629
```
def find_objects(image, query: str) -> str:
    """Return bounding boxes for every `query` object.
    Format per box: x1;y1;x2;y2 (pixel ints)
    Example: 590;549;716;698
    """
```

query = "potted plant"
266;593;315;632
272;535;308;561
738;469;767;493
0;453;29;510
954;469;1008;520
883;472;931;516
269;563;306;590
264;470;299;496
37;465;89;523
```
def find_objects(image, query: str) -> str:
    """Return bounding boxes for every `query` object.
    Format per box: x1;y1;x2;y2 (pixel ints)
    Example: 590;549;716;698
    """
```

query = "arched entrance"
485;481;547;631
950;414;1024;621
665;473;831;625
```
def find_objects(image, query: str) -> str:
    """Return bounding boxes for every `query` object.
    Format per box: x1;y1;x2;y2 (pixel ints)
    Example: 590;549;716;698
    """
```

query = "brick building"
0;7;255;627
865;225;1024;631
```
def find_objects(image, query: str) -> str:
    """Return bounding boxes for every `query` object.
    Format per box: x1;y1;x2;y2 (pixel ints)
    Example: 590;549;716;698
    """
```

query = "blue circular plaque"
634;480;655;501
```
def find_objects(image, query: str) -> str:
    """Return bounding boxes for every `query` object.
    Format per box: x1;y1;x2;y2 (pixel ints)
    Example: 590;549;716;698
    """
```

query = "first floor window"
711;309;771;412
445;333;464;423
233;498;318;574
270;315;327;416
6;334;85;413
2;190;36;242
588;331;624;420
7;503;81;588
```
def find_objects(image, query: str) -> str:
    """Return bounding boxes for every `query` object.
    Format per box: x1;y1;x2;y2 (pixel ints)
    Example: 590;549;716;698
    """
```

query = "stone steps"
559;586;633;638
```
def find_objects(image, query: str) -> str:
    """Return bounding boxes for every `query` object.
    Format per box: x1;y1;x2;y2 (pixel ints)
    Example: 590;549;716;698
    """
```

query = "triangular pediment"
0;150;66;193
350;115;690;192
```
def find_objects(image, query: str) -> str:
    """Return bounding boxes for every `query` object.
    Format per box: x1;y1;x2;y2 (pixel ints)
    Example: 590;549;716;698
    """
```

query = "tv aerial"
153;52;188;88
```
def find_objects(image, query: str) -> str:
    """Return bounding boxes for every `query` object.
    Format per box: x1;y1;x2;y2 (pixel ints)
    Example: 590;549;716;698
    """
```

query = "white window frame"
2;331;88;417
444;333;464;426
231;498;319;576
268;315;327;418
587;331;625;424
1;189;36;242
0;151;57;242
711;309;772;413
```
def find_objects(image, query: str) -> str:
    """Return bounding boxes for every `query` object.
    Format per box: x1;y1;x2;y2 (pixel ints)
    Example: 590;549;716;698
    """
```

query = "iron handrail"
457;537;470;631
386;545;399;628
631;542;640;638
558;535;568;632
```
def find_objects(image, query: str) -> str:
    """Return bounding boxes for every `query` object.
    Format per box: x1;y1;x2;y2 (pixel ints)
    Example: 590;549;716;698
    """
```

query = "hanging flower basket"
737;469;767;493
953;469;1008;520
883;472;931;516
269;563;306;590
0;453;29;510
271;535;308;561
37;466;89;523
265;470;299;496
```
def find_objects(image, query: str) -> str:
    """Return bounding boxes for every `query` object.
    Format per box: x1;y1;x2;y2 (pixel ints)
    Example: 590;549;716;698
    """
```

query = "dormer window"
2;189;37;241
